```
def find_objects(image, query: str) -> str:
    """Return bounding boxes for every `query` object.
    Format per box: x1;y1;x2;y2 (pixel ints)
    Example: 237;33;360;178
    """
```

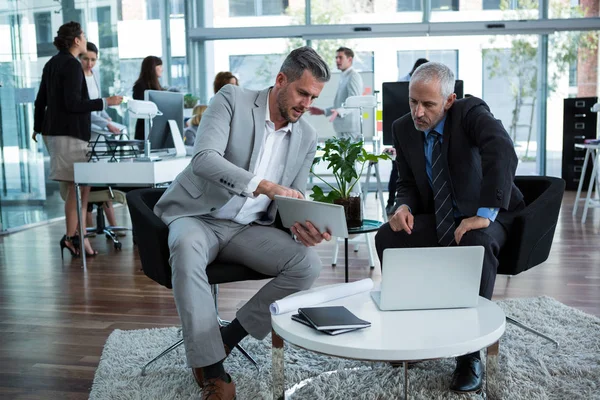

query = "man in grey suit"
154;47;331;400
309;47;363;142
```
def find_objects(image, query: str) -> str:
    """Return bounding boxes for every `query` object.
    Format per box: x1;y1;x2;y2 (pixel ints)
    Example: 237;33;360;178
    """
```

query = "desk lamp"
128;99;163;162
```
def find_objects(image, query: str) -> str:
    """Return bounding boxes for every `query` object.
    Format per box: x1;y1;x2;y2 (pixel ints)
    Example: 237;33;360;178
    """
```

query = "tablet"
274;195;348;238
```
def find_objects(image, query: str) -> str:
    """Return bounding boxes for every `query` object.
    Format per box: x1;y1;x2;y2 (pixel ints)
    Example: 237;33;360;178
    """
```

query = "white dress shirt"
211;91;291;224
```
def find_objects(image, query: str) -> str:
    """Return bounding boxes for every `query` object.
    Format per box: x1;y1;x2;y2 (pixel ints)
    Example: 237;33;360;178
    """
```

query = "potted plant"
310;137;391;228
183;93;199;109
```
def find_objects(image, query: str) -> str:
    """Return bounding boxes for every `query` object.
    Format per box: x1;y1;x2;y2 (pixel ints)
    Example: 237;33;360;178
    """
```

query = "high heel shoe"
60;235;80;260
71;235;98;257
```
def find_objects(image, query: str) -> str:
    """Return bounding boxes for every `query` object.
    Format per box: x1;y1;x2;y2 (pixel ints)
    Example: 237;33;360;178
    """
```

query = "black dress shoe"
450;355;483;393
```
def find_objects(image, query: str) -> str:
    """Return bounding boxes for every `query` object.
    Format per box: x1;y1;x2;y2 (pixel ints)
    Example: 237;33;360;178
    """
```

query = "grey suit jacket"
154;84;318;226
326;68;363;134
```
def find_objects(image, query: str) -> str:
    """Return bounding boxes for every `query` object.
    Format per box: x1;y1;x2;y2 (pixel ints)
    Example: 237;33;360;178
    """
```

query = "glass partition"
0;0;184;231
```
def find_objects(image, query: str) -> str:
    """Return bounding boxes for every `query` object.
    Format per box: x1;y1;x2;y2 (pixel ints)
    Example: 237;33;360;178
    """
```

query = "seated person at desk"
153;46;332;400
80;42;123;135
183;104;207;147
133;56;164;140
375;62;525;394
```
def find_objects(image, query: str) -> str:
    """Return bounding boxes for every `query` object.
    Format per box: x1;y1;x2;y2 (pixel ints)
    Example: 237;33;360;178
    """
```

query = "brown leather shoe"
201;373;236;400
193;344;232;389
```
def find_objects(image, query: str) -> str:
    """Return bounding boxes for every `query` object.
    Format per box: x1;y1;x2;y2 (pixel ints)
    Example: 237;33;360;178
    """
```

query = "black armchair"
126;188;272;375
497;175;566;346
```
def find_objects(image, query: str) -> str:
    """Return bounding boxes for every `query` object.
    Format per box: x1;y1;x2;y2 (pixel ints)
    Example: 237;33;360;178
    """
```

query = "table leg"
573;148;591;217
75;184;86;269
582;151;598;224
272;329;285;400
403;361;409;400
345;237;349;283
486;341;500;400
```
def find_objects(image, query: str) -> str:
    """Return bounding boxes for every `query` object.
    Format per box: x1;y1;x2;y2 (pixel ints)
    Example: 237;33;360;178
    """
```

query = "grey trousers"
167;216;322;368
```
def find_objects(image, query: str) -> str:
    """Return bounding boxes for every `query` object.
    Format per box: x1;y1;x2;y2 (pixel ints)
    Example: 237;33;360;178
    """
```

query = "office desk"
572;143;600;223
74;157;191;268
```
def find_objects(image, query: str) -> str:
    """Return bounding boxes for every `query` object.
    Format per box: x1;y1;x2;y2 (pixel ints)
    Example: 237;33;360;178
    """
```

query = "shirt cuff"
243;175;263;198
398;204;412;213
477;207;499;222
102;98;107;110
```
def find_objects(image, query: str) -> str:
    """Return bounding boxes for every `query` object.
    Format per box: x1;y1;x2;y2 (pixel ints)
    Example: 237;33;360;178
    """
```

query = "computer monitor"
144;90;184;150
381;80;464;145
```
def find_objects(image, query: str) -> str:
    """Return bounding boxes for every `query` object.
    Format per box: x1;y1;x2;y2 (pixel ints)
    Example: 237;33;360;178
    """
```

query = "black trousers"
374;214;508;300
386;162;399;208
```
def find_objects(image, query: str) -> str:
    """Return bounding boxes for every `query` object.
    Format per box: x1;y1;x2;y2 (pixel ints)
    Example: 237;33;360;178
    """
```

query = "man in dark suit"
375;61;525;394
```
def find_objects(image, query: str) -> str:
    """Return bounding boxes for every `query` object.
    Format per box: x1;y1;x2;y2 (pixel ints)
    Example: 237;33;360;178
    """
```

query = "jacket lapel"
442;114;452;183
249;88;270;171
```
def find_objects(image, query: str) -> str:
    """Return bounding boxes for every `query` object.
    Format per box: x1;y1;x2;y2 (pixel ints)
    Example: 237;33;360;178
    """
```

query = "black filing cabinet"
562;97;598;191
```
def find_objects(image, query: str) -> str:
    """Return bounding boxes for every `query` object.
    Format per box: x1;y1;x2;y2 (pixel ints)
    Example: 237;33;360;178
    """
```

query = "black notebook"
291;313;365;335
298;306;371;331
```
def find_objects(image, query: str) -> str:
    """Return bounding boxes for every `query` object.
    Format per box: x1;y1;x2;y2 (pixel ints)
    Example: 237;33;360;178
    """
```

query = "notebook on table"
291;313;365;336
297;306;371;331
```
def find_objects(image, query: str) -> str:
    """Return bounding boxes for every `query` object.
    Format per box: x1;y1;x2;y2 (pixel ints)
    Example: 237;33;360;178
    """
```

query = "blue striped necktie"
430;130;456;246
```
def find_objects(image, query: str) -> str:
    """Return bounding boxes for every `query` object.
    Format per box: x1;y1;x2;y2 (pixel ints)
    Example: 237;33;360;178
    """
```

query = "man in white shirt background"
309;47;364;142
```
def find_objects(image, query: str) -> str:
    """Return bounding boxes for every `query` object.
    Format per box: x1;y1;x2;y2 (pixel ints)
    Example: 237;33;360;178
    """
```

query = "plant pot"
334;195;363;229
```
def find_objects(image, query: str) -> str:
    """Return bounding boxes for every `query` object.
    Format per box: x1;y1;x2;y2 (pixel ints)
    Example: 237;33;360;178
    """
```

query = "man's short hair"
336;47;354;59
410;61;455;99
279;46;331;83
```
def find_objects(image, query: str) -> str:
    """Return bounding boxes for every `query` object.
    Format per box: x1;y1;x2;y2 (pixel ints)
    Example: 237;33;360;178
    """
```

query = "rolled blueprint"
269;278;373;315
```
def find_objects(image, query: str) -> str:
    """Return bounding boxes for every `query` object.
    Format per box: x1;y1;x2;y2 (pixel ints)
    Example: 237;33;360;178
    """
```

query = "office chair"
126;188;272;376
498;175;566;346
59;182;129;250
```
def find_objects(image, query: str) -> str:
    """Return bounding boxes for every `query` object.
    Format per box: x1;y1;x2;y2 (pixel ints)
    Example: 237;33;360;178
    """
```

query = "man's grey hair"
410;61;455;99
280;46;331;83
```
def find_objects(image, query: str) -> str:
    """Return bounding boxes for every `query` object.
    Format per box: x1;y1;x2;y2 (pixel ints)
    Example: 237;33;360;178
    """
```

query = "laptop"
371;246;485;311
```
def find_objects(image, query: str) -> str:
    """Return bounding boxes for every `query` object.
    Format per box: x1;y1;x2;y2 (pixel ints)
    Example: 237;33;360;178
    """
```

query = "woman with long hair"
33;21;122;258
132;56;163;140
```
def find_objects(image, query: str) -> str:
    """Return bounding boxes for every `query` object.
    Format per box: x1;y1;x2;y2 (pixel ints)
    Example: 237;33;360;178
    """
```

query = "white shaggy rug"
90;297;600;399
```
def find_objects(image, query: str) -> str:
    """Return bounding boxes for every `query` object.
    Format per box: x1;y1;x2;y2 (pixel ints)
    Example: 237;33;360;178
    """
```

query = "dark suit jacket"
392;96;524;227
34;50;104;141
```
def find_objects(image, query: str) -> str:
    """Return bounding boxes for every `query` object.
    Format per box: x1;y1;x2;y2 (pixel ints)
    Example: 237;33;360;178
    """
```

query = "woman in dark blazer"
132;56;163;140
33;21;122;258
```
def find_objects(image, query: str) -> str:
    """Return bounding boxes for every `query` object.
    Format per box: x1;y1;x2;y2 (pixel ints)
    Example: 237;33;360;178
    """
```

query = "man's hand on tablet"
254;180;303;200
291;221;331;247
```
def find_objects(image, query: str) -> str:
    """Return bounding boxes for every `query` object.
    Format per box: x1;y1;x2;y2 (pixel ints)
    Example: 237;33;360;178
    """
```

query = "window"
34;12;54;57
97;6;117;49
568;60;577;87
147;0;159;19
397;0;458;12
229;0;289;17
229;53;287;90
397;50;458;79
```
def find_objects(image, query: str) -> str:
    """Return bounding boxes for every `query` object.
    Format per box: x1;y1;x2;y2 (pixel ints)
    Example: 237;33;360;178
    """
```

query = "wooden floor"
0;191;598;399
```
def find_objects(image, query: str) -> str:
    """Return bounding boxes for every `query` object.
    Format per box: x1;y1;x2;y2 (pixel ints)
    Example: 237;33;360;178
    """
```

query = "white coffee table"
271;285;506;399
